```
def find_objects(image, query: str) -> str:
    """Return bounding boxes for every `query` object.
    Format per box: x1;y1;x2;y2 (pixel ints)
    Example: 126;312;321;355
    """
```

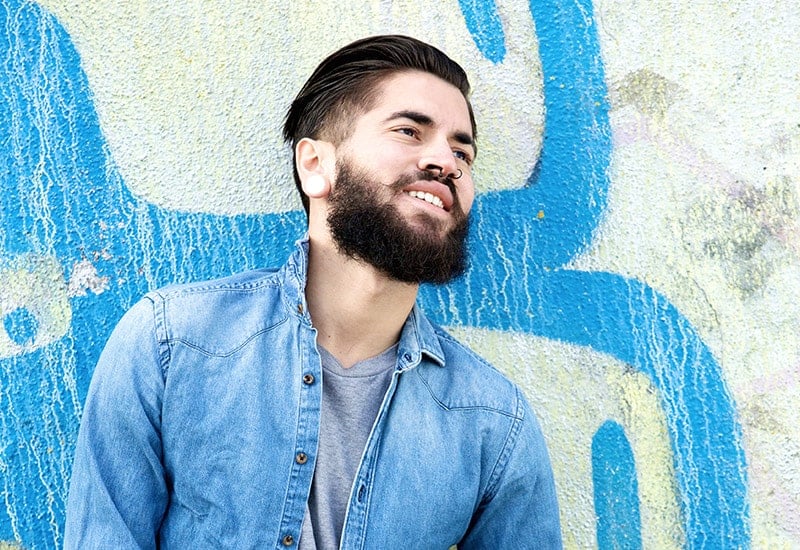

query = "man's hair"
283;34;476;214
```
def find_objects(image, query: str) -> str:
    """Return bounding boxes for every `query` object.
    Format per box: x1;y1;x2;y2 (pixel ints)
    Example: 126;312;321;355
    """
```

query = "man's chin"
403;218;449;240
402;202;466;232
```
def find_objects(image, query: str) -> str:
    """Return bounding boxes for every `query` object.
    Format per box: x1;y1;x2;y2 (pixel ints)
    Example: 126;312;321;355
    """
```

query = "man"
66;35;561;548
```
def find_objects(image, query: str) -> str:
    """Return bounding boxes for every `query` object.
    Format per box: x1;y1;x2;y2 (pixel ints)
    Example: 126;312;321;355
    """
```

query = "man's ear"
296;138;334;199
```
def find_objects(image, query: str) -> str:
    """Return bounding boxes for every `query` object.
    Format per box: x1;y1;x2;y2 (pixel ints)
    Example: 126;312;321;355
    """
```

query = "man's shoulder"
147;267;283;302
420;322;525;418
131;267;293;350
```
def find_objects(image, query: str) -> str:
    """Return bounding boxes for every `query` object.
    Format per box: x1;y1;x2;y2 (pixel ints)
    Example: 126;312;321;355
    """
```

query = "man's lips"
401;180;454;212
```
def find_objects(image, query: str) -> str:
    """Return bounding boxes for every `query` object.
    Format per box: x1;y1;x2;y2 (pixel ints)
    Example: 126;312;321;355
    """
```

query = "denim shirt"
65;239;562;549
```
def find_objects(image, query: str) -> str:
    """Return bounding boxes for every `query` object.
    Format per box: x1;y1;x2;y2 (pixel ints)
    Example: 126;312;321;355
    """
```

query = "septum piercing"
436;168;463;180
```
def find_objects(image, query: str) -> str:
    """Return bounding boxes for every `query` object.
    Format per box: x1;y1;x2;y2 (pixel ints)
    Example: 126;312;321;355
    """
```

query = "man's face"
326;71;476;284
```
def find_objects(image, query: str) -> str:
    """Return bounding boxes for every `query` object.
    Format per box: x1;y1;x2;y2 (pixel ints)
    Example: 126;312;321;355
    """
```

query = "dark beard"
326;160;469;284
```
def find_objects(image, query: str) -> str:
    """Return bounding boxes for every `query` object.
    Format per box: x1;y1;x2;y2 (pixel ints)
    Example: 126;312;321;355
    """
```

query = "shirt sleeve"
64;296;168;549
459;387;563;549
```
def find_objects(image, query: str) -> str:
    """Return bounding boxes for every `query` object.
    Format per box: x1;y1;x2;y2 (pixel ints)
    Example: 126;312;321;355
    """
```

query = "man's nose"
418;140;459;180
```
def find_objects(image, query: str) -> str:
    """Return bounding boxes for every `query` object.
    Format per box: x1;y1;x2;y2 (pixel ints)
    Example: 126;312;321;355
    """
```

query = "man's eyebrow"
452;131;475;150
385;110;434;127
385;110;475;149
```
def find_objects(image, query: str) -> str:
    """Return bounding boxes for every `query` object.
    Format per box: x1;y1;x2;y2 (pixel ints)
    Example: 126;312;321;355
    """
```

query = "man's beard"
326;159;469;284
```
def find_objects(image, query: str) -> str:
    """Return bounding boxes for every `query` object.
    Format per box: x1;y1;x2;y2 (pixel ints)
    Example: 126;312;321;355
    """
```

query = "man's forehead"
368;71;474;138
382;109;475;151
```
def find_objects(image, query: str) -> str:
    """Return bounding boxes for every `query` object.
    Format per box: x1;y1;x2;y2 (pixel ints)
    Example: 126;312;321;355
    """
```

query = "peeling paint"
688;177;799;297
66;260;109;298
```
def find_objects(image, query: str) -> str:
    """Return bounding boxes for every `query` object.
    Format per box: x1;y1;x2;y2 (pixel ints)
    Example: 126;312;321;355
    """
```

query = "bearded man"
66;35;562;549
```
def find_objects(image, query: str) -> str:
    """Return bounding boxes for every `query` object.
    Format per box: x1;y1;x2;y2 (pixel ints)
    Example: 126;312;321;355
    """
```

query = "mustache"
390;170;457;194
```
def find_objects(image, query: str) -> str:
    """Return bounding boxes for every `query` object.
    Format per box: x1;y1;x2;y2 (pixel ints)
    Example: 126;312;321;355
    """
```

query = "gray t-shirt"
299;344;396;550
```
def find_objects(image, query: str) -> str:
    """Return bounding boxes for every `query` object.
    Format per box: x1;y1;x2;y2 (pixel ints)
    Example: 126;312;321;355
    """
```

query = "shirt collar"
280;235;312;322
282;235;446;368
397;304;446;369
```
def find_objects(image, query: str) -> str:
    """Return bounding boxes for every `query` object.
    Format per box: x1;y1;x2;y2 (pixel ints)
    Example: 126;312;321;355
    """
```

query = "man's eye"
397;127;417;137
454;150;472;164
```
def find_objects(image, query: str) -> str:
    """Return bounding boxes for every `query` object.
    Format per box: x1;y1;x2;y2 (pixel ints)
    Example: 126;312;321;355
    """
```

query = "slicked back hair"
283;34;476;214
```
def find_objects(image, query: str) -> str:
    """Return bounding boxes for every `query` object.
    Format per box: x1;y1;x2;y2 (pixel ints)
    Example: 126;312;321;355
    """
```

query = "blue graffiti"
456;0;506;64
445;0;750;547
0;0;748;548
1;1;303;545
3;308;37;347
593;420;643;549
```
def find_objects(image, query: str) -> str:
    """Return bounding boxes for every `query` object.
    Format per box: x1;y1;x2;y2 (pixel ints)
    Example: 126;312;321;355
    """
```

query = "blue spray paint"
593;421;643;549
0;0;749;547
3;308;37;347
456;0;506;63
449;0;749;547
1;2;303;544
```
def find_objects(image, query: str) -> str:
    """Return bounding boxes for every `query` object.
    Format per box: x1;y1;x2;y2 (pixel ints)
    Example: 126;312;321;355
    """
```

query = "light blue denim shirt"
65;238;562;549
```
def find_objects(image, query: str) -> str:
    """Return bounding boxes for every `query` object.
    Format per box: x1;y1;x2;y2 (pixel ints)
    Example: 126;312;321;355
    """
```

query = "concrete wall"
1;0;798;547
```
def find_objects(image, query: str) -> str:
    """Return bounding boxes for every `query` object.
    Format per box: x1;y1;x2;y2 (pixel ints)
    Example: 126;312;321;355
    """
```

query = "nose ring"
436;168;463;180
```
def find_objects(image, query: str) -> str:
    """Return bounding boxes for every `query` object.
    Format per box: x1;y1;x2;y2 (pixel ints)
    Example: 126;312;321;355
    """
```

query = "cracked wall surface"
1;0;798;547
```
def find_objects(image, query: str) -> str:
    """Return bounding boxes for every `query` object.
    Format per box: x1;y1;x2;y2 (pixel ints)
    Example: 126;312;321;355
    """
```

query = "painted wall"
1;0;798;547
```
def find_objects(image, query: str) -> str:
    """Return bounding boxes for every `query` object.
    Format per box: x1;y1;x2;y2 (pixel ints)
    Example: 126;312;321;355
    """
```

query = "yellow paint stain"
612;68;681;121
0;255;71;358
537;210;545;219
605;367;683;548
446;327;682;549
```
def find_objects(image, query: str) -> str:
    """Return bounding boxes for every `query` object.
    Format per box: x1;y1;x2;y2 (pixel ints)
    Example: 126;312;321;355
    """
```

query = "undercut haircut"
283;34;477;214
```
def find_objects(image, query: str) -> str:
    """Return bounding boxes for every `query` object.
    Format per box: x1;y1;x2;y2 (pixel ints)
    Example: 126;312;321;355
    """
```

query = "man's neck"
304;235;418;369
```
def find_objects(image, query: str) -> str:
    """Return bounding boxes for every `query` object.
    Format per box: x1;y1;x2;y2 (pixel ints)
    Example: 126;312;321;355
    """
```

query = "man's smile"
398;179;454;212
404;189;445;209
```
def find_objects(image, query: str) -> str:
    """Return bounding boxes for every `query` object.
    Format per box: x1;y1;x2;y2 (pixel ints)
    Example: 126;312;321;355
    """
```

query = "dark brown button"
302;373;315;385
297;303;304;314
282;534;294;546
295;452;308;465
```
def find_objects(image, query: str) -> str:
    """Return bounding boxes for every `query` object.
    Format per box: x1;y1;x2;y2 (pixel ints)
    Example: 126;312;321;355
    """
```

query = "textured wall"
1;0;798;548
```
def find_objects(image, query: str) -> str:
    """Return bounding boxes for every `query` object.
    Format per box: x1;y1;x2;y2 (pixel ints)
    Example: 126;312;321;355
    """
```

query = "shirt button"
303;373;315;385
403;352;412;362
297;303;304;314
282;534;294;546
295;452;308;465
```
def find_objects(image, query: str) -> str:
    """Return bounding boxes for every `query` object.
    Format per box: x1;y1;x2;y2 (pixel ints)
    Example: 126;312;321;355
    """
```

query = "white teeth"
406;190;444;209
